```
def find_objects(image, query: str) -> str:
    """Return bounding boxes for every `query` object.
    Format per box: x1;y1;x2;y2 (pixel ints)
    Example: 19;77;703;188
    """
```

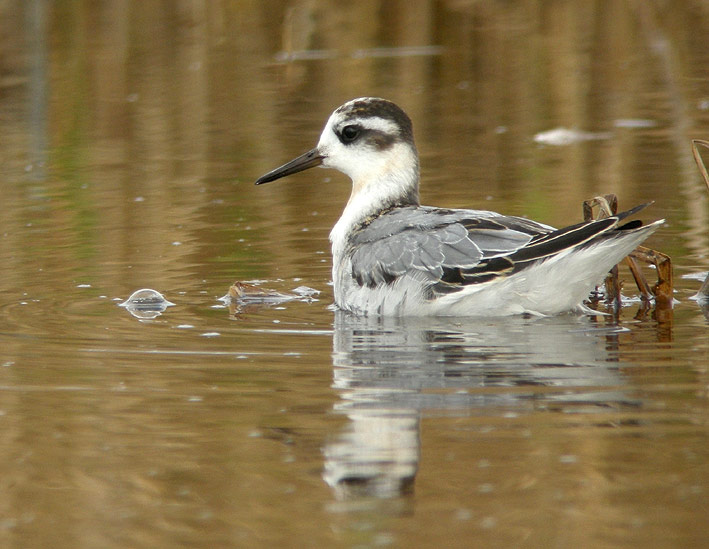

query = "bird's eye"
341;125;360;143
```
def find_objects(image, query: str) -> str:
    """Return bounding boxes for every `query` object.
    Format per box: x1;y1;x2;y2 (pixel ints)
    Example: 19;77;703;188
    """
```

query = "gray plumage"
346;204;654;300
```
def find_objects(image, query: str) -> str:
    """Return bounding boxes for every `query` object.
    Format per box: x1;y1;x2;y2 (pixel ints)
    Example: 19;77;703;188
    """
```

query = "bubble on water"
119;289;175;319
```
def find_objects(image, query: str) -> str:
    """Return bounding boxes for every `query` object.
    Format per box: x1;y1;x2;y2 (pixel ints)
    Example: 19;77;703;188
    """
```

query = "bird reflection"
324;312;634;501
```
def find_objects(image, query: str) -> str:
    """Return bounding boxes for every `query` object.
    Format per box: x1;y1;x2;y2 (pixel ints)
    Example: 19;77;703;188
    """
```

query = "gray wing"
348;206;553;294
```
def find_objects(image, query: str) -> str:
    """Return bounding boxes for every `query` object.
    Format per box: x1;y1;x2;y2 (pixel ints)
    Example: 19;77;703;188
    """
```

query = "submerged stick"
691;139;709;192
584;195;621;307
583;194;673;313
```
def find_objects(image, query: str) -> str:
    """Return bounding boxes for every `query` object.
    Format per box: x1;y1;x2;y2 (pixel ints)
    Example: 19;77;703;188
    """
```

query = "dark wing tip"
613;201;654;221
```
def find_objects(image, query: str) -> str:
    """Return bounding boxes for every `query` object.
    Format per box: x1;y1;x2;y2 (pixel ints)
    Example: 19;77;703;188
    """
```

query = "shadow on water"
325;311;641;503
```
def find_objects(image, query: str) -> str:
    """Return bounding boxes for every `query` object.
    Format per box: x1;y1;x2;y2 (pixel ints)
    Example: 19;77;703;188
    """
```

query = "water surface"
1;2;708;547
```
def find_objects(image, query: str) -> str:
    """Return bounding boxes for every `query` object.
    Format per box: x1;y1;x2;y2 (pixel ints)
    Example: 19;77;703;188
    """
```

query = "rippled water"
1;1;708;547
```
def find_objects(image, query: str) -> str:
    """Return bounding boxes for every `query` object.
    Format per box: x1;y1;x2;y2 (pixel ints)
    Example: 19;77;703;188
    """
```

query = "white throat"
329;142;419;258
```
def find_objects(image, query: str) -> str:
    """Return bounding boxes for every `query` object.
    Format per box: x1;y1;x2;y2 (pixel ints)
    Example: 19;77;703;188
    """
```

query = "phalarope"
255;97;663;316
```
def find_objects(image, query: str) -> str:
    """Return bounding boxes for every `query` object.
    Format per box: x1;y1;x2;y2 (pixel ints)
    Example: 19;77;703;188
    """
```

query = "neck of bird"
329;158;420;259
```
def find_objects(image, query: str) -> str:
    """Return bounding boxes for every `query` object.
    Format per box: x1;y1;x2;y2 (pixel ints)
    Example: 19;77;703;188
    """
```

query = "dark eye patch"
337;124;398;151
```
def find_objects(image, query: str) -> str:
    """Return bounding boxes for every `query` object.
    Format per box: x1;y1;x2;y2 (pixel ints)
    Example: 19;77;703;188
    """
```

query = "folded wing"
347;204;652;299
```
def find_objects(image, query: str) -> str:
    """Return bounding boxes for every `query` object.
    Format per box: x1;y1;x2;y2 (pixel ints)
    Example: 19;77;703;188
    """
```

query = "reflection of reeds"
274;45;444;63
635;1;709;267
4;1;708;291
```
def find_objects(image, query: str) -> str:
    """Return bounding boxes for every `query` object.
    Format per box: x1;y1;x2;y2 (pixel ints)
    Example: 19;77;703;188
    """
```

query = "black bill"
254;148;324;185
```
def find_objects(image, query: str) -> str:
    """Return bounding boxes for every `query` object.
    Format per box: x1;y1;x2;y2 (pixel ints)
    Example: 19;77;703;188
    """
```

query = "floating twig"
691;139;709;192
583;194;673;316
691;140;709;300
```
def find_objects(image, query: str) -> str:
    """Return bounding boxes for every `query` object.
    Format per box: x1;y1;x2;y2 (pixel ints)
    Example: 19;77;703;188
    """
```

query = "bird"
254;97;663;317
